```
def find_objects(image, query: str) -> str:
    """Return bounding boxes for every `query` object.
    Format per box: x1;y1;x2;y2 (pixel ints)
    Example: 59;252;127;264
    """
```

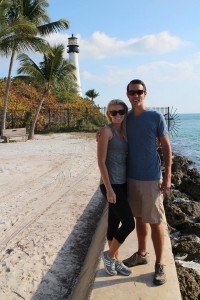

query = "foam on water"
176;259;200;275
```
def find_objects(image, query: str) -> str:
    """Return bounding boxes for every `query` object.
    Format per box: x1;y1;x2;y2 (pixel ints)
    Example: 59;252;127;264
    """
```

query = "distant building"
67;34;82;97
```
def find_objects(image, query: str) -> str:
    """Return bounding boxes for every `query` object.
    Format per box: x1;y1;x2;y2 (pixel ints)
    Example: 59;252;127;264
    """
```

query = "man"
122;79;172;286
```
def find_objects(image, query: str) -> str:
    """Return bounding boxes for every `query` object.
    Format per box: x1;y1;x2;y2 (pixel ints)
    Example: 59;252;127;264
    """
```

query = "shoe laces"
155;263;165;274
129;253;137;260
110;258;115;269
116;260;123;266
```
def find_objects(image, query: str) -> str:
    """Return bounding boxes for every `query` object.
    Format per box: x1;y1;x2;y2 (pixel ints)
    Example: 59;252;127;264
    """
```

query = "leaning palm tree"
85;89;100;102
0;21;48;135
0;0;70;133
17;44;76;139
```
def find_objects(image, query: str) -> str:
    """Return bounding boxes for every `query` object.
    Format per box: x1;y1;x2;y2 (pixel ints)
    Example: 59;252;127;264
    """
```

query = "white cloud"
79;31;190;59
42;31;190;59
135;31;189;54
0;31;193;83
81;55;200;88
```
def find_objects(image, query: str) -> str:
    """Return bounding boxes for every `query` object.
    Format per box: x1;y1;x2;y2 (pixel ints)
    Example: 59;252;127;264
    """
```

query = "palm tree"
0;0;70;134
85;89;100;102
0;22;47;135
17;44;76;139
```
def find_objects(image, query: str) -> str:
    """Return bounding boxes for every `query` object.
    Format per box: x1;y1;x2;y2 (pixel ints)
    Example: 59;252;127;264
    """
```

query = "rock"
172;155;190;175
173;236;200;262
170;154;200;200
187;167;200;180
175;262;200;300
163;153;200;300
179;178;200;201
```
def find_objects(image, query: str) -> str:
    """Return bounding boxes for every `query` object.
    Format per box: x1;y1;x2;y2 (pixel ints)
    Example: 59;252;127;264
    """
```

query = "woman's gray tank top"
100;124;128;184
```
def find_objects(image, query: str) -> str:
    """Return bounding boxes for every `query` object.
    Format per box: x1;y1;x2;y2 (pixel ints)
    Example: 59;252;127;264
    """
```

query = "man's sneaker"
123;252;149;267
154;263;166;285
115;261;132;276
102;251;117;276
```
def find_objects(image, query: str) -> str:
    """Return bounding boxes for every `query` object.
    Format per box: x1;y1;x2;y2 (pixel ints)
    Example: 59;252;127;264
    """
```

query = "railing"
0;107;107;133
0;106;175;134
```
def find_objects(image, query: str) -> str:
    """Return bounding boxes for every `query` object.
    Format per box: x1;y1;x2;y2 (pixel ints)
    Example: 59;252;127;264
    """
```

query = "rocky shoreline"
162;152;200;300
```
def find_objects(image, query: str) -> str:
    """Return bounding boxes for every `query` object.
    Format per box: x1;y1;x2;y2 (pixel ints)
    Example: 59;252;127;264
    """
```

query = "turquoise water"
170;113;200;170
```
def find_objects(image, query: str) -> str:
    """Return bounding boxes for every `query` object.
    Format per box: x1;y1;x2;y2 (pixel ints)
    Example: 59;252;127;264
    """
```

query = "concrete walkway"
71;206;182;300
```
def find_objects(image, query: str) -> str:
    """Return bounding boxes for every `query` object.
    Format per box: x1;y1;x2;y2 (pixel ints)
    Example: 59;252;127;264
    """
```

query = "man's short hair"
127;79;147;92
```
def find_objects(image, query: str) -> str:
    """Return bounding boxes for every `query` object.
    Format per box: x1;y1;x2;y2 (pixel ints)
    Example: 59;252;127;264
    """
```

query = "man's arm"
159;134;172;193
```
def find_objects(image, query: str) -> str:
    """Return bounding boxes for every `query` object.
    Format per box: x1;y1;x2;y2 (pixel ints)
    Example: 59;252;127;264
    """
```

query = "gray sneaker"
154;263;166;285
123;252;149;267
102;251;117;276
115;261;132;276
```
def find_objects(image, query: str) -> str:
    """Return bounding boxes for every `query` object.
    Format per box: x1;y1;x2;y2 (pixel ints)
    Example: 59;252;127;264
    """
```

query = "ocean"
170;113;200;171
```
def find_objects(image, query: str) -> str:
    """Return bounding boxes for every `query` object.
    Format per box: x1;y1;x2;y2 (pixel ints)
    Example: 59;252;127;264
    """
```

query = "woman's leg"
107;206;120;259
108;184;135;259
108;239;120;260
100;184;120;259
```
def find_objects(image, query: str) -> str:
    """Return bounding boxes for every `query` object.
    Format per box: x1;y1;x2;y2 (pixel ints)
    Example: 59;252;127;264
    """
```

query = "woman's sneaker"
123;252;149;267
102;251;117;276
115;260;132;276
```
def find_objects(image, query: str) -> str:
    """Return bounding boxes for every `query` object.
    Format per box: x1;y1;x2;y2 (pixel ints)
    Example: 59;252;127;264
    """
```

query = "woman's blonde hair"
105;99;129;138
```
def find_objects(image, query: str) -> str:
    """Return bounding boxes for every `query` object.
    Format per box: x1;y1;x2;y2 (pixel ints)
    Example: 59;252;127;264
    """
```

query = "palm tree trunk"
1;50;15;137
28;96;45;140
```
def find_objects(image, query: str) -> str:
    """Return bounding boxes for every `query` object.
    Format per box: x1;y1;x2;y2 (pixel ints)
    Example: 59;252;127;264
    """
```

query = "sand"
0;133;102;300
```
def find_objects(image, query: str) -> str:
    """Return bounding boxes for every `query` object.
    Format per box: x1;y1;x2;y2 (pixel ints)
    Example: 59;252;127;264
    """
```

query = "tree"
85;89;99;102
17;44;76;139
0;0;70;134
53;77;79;104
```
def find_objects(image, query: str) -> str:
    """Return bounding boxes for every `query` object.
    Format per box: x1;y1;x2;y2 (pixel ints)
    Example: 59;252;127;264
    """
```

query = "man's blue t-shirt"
126;109;168;181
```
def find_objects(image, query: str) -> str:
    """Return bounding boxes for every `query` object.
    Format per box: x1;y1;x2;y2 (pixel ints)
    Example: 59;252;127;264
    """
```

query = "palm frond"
17;43;76;90
23;0;50;25
37;19;70;35
0;19;37;39
0;35;49;55
17;53;45;83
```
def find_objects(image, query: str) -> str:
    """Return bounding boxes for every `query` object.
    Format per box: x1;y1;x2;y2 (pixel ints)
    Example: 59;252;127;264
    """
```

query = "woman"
97;99;135;276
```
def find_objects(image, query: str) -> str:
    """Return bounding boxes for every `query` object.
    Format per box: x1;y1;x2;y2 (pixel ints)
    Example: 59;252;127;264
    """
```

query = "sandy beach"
0;133;102;300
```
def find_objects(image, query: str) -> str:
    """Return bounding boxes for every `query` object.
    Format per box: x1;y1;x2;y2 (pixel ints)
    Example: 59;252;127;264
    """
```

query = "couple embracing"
97;79;172;285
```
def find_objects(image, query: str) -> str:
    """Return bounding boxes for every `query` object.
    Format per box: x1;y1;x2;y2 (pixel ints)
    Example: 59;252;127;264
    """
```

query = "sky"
2;0;200;114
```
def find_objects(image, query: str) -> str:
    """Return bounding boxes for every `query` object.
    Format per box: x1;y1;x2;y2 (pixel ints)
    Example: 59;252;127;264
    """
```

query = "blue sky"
2;0;200;113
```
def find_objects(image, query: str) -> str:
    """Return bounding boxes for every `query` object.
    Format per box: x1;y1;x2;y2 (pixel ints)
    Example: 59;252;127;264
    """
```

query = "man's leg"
123;217;149;267
136;217;149;256
150;222;166;285
150;223;164;264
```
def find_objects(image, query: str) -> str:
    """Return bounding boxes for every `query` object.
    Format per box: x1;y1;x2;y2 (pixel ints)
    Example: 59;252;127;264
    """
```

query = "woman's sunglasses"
127;90;144;96
109;109;126;116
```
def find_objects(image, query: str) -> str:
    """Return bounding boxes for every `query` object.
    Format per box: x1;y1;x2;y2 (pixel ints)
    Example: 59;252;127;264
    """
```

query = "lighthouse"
67;34;82;97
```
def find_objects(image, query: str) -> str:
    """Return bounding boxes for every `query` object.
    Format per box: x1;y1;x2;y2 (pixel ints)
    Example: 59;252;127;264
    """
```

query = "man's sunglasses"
109;109;126;116
127;90;144;96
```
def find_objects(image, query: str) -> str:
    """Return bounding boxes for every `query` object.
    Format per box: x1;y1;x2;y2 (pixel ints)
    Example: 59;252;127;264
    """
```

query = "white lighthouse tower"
67;34;82;97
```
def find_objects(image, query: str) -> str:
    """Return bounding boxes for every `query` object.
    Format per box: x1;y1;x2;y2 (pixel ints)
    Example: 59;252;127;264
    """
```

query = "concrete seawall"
70;207;182;300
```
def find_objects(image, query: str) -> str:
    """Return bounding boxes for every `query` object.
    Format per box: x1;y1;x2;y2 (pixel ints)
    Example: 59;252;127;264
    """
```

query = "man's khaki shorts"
127;178;165;224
